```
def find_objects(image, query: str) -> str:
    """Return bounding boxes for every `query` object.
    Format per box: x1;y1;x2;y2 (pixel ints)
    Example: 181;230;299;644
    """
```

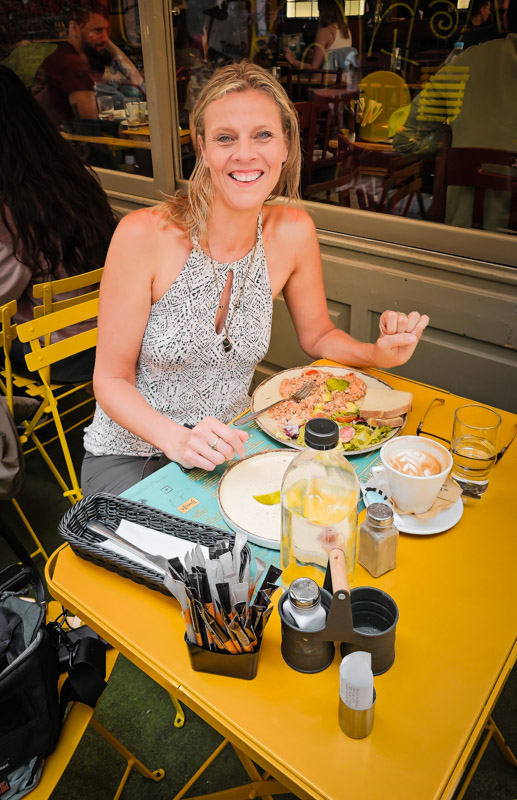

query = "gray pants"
81;451;169;496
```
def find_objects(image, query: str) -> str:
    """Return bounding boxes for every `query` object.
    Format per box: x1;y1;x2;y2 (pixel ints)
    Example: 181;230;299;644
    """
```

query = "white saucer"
397;496;464;535
217;450;296;549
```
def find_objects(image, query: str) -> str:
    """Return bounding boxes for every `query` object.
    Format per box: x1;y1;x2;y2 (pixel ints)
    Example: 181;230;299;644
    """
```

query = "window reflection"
174;0;516;236
0;1;152;176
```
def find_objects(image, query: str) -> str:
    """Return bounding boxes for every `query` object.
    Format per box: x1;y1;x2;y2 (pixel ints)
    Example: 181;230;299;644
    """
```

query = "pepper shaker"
358;502;398;578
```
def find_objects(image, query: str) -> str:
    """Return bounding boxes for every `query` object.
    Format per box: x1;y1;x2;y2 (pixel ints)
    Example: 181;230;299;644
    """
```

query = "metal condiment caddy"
278;550;399;675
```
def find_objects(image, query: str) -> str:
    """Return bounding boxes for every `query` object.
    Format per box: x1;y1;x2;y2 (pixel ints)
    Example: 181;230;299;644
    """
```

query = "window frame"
94;0;517;269
94;0;181;206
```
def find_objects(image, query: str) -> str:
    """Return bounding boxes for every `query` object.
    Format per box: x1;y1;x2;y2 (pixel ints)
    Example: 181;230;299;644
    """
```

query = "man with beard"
32;3;141;125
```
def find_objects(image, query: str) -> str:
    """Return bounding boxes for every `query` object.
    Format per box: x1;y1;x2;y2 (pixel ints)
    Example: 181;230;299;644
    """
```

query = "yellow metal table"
45;367;517;800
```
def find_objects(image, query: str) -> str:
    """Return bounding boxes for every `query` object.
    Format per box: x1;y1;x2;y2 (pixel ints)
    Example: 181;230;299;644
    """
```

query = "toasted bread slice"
358;388;412;420
366;416;405;429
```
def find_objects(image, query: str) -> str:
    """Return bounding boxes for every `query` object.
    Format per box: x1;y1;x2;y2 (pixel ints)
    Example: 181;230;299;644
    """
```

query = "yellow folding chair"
32;267;103;320
15;297;99;504
0;300;48;560
1;269;103;507
30;600;167;800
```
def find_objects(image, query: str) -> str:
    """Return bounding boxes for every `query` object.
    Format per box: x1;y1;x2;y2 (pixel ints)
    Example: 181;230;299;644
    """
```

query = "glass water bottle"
281;418;359;589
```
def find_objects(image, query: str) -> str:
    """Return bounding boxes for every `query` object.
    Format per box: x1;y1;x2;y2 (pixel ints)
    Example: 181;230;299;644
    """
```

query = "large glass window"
172;0;516;241
1;0;153;177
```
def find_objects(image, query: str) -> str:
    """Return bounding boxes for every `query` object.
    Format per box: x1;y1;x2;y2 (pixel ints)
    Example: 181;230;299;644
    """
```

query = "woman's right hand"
284;47;296;65
166;417;248;471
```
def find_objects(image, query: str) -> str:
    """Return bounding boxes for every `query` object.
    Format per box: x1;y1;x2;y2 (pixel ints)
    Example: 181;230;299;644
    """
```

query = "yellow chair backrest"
16;298;99;386
359;71;411;143
0;299;18;414
33;267;103;319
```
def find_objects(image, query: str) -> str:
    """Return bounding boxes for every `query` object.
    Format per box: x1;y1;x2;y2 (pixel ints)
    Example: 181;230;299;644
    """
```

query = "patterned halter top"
84;213;272;457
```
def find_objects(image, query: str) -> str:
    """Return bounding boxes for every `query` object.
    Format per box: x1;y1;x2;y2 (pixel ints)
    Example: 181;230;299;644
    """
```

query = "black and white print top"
84;213;272;457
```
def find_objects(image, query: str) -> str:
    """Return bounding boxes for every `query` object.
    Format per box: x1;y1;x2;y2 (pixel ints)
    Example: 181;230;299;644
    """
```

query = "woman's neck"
203;207;259;262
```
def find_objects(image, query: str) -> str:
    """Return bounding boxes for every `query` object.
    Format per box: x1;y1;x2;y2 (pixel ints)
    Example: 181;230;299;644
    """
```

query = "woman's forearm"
93;375;185;456
306;327;377;367
92;372;248;471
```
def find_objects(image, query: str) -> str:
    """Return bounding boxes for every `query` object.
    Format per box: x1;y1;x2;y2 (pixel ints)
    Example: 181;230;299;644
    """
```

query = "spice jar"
358;503;398;578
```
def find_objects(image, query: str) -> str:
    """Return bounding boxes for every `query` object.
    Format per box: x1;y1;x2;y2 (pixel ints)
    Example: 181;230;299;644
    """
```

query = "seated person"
284;0;356;72
0;67;117;383
81;61;428;496
456;0;506;48
32;3;143;125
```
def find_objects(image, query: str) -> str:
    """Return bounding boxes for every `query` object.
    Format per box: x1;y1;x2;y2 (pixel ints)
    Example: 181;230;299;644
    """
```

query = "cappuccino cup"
380;436;453;514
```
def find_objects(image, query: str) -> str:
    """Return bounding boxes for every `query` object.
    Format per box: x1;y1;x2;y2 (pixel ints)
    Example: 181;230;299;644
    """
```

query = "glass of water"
97;96;114;121
124;98;141;128
451;405;501;496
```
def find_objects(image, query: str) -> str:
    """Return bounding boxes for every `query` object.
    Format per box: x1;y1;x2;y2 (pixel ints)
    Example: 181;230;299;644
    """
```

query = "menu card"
122;423;381;565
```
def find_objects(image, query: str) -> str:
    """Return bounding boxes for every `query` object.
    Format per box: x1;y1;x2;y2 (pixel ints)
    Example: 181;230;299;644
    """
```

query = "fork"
233;380;315;427
85;520;180;580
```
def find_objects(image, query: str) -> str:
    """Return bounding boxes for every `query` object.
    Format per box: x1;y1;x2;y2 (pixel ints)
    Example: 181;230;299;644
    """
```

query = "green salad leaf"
340;424;391;451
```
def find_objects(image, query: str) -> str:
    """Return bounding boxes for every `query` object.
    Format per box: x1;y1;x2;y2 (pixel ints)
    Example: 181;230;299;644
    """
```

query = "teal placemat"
122;424;381;566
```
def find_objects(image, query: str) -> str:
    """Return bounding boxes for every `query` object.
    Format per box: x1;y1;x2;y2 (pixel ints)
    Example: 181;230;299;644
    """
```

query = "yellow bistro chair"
0;269;103;507
29;600;168;800
15;297;99;504
32;267;103;320
0;300;48;560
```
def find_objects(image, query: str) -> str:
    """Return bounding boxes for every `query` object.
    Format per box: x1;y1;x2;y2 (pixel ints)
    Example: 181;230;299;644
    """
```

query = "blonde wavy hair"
160;61;301;242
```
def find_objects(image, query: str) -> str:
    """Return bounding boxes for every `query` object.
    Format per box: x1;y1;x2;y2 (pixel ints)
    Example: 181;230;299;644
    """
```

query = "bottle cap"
453;41;464;48
305;418;339;450
288;578;321;609
366;502;394;529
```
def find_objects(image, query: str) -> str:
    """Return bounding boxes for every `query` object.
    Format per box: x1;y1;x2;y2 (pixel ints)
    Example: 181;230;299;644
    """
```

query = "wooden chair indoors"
0;269;103;507
295;101;355;205
335;134;427;217
357;51;390;77
430;147;517;230
374;154;427;217
286;66;343;102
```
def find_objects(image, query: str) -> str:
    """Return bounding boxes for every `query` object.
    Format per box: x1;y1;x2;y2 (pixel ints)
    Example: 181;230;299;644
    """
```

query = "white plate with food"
217;450;296;549
251;365;412;454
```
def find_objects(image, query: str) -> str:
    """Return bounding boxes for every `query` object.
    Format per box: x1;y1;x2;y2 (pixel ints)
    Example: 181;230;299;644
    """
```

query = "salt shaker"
358;502;398;578
284;578;327;631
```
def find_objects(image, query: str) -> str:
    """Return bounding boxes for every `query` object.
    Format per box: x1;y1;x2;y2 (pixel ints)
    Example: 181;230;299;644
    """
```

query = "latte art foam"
389;449;442;477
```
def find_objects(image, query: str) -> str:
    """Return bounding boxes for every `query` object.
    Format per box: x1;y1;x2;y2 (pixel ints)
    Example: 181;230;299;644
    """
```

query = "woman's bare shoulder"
109;206;190;265
263;203;316;242
115;205;184;241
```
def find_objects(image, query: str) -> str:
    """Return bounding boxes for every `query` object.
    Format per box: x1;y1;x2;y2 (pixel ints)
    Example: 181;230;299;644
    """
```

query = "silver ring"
210;437;219;450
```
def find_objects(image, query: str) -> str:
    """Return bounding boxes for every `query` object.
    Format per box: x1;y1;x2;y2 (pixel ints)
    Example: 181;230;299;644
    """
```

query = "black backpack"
0;519;107;799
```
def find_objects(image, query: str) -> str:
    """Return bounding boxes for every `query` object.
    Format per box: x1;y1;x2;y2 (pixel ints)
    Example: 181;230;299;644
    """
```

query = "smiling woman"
81;61;429;497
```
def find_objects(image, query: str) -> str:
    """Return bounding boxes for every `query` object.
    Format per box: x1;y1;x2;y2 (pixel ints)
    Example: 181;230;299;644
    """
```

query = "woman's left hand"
284;47;296;64
373;310;429;367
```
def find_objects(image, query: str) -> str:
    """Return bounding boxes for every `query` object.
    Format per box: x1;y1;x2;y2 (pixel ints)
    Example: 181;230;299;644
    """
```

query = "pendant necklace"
207;227;258;354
